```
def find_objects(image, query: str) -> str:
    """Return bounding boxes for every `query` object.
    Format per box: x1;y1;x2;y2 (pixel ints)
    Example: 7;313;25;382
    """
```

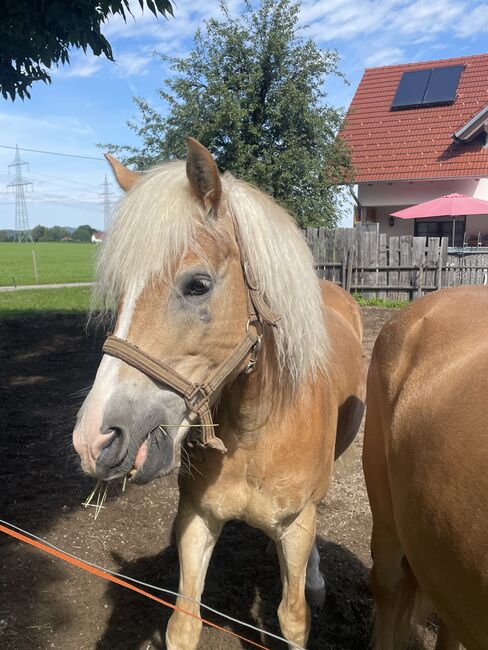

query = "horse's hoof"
265;539;276;557
306;583;326;610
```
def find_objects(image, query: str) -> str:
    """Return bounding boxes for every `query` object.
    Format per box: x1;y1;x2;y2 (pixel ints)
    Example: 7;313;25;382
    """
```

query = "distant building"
91;231;105;243
341;53;488;246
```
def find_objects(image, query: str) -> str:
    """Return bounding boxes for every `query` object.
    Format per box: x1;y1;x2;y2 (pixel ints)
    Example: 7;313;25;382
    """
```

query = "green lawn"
0;242;96;286
0;286;91;319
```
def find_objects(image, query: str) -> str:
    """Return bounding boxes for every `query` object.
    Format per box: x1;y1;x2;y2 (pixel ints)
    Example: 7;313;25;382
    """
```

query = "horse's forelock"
92;161;328;385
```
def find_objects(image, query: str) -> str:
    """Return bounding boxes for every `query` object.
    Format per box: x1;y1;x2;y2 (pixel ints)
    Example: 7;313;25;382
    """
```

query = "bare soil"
0;307;394;650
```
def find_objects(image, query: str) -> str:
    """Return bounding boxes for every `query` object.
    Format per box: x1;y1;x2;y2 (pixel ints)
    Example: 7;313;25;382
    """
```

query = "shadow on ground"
97;523;373;650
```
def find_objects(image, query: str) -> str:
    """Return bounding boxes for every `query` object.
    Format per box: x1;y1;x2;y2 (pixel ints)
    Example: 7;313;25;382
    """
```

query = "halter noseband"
101;215;280;454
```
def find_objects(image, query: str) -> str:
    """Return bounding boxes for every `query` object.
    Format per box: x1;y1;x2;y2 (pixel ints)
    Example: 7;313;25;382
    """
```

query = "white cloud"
455;3;488;37
59;54;104;78
391;0;465;36
113;52;153;77
364;47;405;68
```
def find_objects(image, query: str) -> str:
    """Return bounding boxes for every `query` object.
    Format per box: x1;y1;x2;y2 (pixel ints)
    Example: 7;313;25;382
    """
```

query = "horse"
72;138;366;649
363;285;488;650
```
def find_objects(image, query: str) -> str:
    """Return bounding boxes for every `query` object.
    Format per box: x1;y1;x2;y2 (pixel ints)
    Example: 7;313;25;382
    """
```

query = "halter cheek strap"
102;331;260;453
101;214;280;454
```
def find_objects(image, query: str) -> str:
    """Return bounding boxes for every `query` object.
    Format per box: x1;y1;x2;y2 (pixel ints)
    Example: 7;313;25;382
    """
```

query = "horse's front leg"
276;502;317;649
166;500;223;650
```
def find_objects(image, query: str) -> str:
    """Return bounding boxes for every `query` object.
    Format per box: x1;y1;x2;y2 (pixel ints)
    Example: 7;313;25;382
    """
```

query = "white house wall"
473;178;488;200
358;178;484;207
376;206;414;235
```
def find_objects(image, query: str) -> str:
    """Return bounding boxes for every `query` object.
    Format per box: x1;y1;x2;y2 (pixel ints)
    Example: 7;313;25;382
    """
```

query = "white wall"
473;178;488;200
376;206;414;235
359;178;484;206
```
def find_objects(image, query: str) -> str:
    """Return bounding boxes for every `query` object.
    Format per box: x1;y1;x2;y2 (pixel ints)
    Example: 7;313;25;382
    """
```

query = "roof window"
391;65;464;110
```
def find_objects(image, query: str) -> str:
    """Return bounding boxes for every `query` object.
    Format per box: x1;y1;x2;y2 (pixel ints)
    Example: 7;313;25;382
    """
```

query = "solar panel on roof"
422;65;464;105
391;64;464;110
391;69;431;109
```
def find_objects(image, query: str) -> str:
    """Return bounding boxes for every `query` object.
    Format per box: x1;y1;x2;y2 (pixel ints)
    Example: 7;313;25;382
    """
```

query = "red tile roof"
341;53;488;182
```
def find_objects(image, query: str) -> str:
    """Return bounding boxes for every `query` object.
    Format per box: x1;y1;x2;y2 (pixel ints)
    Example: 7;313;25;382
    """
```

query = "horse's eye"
186;276;212;296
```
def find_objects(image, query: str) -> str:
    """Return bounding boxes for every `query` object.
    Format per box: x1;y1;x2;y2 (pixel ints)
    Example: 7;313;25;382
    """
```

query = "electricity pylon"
8;145;33;242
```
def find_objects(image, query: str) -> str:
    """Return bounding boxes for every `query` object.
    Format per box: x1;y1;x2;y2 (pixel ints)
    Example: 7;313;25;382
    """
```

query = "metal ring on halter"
246;319;264;337
244;327;263;375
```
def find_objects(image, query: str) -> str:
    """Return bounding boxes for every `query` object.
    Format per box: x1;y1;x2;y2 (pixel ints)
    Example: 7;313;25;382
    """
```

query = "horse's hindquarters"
364;286;488;650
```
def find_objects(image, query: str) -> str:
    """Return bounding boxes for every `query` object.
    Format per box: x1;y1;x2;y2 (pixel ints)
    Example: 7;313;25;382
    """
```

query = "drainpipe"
348;185;364;224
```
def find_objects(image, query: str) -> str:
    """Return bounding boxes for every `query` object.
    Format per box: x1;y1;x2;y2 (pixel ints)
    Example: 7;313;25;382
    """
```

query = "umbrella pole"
452;216;455;247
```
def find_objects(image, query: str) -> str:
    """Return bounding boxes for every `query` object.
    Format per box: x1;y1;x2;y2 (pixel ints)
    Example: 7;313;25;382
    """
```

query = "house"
341;53;488;247
91;231;105;243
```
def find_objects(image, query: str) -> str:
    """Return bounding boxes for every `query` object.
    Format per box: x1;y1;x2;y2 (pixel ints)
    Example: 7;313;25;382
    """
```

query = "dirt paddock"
1;307;400;650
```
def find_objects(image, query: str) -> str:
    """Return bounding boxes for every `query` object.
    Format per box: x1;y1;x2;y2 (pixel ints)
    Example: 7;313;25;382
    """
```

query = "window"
391;65;464;110
415;218;465;247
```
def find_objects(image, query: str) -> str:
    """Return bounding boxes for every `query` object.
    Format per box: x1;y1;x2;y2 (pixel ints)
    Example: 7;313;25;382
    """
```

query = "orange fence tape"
0;523;270;650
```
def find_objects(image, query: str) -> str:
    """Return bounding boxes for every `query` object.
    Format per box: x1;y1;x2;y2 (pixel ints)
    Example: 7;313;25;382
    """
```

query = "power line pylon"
8;145;33;242
99;174;115;231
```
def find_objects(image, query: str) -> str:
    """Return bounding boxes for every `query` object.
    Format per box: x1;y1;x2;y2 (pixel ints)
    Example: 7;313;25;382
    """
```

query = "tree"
41;226;69;241
0;0;174;100
73;224;96;242
31;224;46;242
106;0;352;227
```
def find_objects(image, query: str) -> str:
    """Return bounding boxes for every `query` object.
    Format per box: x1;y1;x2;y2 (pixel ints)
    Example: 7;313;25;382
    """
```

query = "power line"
0;144;105;161
29;178;101;196
30;170;103;191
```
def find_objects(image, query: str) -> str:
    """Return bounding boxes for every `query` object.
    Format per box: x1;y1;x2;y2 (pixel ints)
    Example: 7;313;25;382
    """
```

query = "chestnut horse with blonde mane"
364;286;488;650
73;139;365;649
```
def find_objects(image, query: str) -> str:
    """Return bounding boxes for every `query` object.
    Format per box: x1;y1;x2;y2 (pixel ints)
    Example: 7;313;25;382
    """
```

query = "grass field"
0;242;95;287
0;286;91;319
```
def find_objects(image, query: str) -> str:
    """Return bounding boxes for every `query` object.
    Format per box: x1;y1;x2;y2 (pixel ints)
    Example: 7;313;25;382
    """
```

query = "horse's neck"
217;337;289;442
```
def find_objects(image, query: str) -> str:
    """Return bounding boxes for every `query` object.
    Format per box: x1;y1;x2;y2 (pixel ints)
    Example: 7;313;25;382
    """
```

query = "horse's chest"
204;480;296;530
189;458;309;533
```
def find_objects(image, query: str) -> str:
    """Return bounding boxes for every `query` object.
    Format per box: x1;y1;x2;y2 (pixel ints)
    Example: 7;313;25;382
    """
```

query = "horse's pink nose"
73;427;118;473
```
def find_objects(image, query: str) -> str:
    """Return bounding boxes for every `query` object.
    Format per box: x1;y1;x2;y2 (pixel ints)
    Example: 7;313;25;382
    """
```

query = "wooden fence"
303;225;488;301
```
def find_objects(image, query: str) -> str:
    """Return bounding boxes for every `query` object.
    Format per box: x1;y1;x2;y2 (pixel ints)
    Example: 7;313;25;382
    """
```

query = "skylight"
391;65;464;110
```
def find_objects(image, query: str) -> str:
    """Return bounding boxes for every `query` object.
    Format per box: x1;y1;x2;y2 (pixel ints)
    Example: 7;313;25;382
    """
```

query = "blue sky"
1;0;488;232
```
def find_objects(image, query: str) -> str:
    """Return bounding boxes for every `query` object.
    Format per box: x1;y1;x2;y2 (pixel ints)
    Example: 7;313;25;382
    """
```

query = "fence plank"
388;236;400;301
411;236;425;298
378;234;388;300
398;236;412;301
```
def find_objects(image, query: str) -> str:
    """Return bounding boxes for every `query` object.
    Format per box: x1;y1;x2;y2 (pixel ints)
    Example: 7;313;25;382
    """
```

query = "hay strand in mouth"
159;424;219;427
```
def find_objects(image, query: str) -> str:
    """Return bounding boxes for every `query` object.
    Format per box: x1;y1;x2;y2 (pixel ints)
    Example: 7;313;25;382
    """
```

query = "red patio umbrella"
390;193;488;219
391;193;488;245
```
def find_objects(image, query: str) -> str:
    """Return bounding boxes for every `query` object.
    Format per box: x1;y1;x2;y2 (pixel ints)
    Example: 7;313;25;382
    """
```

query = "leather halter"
101;215;280;454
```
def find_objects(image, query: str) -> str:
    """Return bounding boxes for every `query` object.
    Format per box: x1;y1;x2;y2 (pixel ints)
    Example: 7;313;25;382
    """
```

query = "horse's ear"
104;153;141;192
186;137;222;215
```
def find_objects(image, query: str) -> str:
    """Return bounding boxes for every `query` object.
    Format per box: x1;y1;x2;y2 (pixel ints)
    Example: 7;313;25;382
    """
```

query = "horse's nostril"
102;426;121;437
100;427;121;452
97;426;128;471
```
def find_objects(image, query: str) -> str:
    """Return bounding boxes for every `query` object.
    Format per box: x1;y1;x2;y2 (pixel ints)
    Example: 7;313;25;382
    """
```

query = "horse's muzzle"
95;425;177;484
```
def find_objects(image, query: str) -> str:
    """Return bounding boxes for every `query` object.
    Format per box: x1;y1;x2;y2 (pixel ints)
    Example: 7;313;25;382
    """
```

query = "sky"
1;0;488;232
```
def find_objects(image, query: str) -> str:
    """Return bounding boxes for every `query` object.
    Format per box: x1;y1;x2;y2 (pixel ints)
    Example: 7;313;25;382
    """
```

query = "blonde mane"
95;161;328;384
